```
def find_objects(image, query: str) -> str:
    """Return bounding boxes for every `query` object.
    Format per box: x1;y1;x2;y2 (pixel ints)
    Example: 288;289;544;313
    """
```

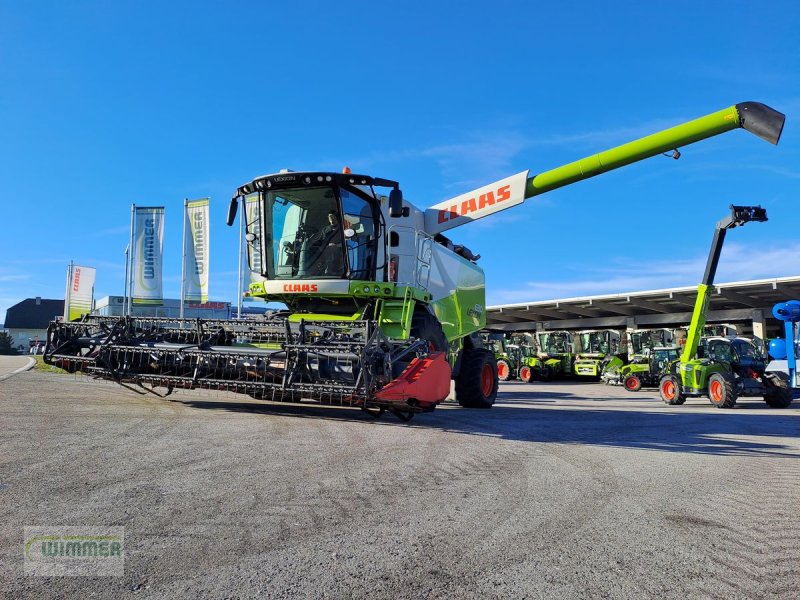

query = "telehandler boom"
45;102;785;419
658;205;792;408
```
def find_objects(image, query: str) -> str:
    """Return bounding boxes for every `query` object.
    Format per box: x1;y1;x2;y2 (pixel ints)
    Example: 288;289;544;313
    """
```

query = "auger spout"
524;102;785;199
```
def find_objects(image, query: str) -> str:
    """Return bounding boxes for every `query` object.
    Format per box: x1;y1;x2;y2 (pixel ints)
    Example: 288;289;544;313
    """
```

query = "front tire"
623;374;642;392
410;311;447;352
764;372;793;408
659;374;686;405
456;348;498;408
707;372;737;409
518;365;533;383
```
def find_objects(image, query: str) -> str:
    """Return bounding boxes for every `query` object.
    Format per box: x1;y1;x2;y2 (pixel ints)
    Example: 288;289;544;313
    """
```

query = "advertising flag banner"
65;264;96;321
244;193;267;288
132;207;165;305
184;198;210;303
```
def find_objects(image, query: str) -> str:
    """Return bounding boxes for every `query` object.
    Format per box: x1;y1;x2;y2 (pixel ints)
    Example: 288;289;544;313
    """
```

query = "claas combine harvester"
44;102;785;420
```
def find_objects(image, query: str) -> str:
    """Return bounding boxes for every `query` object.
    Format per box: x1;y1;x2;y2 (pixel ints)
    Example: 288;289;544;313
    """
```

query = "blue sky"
1;1;799;323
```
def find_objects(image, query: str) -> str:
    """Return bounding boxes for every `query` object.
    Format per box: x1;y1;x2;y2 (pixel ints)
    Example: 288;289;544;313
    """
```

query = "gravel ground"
1;370;799;599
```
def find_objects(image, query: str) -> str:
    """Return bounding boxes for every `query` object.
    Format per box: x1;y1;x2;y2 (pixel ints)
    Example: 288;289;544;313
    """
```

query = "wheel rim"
498;362;508;378
662;380;675;400
625;377;638;391
710;380;723;402
521;367;531;381
481;364;494;397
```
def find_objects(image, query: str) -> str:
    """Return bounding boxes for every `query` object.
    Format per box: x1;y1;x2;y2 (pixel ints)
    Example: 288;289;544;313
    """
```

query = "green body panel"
525;106;740;199
677;359;727;392
619;362;650;377
601;355;625;380
543;355;573;377
287;312;364;323
429;261;485;342
573;353;605;377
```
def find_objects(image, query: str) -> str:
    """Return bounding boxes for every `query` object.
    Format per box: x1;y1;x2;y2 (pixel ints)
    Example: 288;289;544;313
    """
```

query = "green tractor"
659;205;792;408
483;331;521;381
619;345;682;392
513;333;542;383
573;329;621;380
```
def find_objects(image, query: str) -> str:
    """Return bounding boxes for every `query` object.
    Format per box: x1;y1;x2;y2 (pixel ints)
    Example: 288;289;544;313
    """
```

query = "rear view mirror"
226;197;240;226
389;188;404;218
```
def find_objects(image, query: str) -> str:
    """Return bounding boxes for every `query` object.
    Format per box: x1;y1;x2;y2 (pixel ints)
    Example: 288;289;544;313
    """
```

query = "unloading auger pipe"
425;102;785;235
524;102;785;199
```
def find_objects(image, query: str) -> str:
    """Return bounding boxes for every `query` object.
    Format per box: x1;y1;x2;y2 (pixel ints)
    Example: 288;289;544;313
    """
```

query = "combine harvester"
45;103;785;420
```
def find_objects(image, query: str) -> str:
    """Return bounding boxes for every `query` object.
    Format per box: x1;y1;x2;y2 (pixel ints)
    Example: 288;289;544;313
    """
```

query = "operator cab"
652;347;681;371
702;336;766;372
229;171;399;283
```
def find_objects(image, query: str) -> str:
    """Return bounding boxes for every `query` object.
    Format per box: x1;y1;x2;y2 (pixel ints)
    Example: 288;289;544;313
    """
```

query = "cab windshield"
580;332;609;354
246;185;377;280
539;333;571;354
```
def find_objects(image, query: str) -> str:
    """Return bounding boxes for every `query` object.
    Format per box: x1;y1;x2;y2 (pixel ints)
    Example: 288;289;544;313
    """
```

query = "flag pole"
180;197;188;320
63;260;74;321
237;197;244;320
123;244;129;316
128;204;136;316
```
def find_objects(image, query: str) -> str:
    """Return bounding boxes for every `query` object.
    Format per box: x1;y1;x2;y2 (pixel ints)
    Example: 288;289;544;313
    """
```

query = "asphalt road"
1;370;799;599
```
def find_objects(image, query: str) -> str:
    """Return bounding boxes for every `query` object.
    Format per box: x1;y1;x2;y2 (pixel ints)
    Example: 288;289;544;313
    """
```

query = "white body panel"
424;171;529;235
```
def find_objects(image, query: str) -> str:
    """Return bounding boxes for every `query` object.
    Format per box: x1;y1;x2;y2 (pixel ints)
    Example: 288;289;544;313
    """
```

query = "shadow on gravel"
177;385;800;458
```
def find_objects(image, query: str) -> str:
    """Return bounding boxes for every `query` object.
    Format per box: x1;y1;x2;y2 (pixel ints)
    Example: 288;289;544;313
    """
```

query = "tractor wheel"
623;375;642;392
707;372;737;409
659;374;686;405
763;372;793;408
410;311;447;352
539;367;552;382
391;311;448;379
455;348;498;409
518;365;533;383
497;359;512;381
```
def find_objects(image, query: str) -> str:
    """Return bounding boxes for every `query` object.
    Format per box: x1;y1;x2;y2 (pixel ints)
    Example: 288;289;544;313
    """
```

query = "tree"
0;331;17;355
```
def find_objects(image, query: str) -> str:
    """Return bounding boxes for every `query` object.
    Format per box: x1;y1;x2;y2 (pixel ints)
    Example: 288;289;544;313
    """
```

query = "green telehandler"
658;205;792;408
616;325;739;391
44;103;785;419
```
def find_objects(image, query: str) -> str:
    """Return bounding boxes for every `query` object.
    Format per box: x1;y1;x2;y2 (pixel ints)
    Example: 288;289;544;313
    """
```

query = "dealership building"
486;276;800;339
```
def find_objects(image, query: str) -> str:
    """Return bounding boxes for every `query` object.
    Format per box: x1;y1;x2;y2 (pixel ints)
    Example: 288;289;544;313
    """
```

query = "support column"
751;309;767;340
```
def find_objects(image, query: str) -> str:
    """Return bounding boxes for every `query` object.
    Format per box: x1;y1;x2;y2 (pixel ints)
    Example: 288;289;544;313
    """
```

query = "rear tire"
764;372;793;408
623;374;642;392
659;374;686;405
707;372;737;409
497;359;512;381
518;365;533;383
455;348;498;408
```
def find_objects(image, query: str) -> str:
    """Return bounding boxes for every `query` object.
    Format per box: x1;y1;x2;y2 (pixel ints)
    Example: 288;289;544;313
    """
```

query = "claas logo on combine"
437;184;512;224
282;284;319;292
